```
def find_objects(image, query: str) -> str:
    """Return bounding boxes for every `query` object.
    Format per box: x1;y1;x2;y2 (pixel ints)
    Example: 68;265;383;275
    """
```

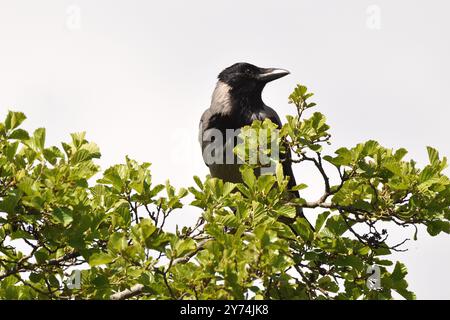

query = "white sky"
0;0;449;299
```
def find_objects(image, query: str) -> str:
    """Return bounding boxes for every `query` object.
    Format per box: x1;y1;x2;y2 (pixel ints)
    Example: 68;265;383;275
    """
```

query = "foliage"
0;85;449;299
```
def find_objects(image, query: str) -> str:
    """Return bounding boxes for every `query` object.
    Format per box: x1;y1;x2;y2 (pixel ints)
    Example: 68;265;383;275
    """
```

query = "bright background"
0;0;449;299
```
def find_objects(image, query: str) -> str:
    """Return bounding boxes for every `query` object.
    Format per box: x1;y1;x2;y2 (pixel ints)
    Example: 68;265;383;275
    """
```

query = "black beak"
257;68;290;83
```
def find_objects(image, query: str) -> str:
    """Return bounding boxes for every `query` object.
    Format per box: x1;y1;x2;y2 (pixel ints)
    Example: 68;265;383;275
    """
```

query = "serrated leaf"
276;206;296;219
33;128;46;151
391;262;408;282
383;159;403;176
5;111;26;131
427;146;439;165
71;132;86;148
43;146;64;165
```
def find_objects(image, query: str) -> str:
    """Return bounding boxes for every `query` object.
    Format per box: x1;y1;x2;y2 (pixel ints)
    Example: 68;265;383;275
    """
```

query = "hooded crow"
199;62;308;224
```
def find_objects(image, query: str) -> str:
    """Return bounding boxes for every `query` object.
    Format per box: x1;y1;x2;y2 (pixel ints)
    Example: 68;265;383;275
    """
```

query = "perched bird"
199;62;308;224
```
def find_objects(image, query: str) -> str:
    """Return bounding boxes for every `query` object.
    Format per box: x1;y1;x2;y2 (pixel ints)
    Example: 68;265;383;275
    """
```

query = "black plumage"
199;62;308;223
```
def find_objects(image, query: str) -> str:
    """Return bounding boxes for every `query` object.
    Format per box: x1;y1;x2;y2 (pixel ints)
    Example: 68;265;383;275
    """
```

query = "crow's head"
218;62;290;95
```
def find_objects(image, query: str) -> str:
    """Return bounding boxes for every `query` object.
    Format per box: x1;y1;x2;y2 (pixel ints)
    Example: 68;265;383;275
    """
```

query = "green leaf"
219;214;240;228
9;129;30;140
71;149;92;164
0;192;20;214
5;141;19;160
291;183;307;191
389;262;415;299
34;249;49;264
52;208;73;227
33;128;46;151
145;232;171;251
88;252;114;267
132;219;157;243
426;146;439;165
10;230;35;240
222;182;236;196
315;211;331;231
318;276;339;293
335;255;363;271
140;219;157;239
177;187;188;198
108;233;127;252
394;148;408;160
92;275;109;287
43;146;64;165
29;272;42;283
276;162;284;185
241;166;256;188
293;218;313;241
17;177;36;196
358;246;371;255
71;142;101;164
48;274;60;287
256;174;276;194
327;148;352;166
71;132;86;148
391;262;408;282
426;220;450;236
374;259;393;266
383;159;403;176
193;176;203;189
5;111;27;131
276;206;296;219
326;215;353;236
173;238;196;257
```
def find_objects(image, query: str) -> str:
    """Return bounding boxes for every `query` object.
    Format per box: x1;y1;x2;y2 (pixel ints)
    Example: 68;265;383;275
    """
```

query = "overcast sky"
0;0;449;299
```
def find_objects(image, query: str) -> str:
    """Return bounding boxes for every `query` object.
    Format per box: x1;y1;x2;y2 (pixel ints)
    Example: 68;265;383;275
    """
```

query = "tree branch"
110;238;211;300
